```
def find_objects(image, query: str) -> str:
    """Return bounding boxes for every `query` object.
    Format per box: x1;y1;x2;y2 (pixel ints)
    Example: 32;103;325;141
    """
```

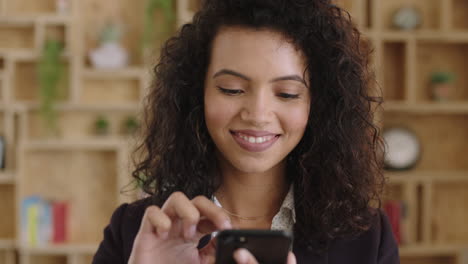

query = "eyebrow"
213;69;307;86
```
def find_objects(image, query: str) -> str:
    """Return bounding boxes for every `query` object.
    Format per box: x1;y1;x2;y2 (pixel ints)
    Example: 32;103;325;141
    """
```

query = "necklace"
220;207;273;221
215;193;274;221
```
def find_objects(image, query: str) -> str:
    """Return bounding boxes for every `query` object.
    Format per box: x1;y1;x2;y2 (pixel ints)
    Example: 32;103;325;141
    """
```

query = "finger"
233;248;258;264
162;192;201;239
287;252;297;264
191;196;232;232
140;205;171;239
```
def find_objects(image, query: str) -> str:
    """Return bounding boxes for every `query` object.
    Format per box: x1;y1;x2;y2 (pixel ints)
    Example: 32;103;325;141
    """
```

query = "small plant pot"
431;82;453;102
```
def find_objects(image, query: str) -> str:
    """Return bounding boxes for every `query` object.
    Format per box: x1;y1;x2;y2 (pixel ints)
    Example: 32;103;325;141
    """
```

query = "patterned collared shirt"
212;185;296;234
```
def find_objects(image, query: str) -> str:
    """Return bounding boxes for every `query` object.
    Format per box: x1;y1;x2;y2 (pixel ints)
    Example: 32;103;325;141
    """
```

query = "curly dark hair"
130;0;386;253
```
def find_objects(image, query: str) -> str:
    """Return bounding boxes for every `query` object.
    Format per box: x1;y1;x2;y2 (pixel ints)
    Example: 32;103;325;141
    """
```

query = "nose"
240;90;272;127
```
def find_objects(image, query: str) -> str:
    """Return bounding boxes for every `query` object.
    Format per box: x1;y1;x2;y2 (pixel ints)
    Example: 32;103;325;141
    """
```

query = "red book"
52;201;68;243
384;201;401;244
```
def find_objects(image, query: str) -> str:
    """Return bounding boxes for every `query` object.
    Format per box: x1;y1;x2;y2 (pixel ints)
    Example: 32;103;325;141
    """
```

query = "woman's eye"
217;87;243;95
278;93;300;99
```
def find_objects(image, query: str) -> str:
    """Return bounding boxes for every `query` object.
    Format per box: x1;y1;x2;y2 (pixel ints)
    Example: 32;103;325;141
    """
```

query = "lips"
230;130;280;152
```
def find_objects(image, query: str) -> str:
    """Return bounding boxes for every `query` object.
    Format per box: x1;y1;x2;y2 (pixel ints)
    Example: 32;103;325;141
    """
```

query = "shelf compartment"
416;41;468;102
13;59;70;103
376;0;441;31
19;149;118;244
383;113;468;171
382;41;406;101
431;181;468;244
0;24;35;51
0;249;15;264
23;254;68;264
452;0;468;30
4;0;58;16
81;78;141;105
44;24;68;52
0;185;15;240
26;109;139;140
401;255;457;264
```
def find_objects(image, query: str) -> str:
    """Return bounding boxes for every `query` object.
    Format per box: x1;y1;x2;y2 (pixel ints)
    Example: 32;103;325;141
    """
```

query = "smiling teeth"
237;133;275;144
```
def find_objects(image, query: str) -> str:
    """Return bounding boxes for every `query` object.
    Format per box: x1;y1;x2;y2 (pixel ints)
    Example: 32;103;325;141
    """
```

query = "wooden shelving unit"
334;1;468;263
1;0;467;263
0;0;161;263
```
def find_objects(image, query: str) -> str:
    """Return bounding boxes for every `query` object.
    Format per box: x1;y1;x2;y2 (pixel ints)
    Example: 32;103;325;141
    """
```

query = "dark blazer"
92;198;400;264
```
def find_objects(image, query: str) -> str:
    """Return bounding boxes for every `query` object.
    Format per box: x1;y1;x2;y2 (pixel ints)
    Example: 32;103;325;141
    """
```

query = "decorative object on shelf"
384;200;406;245
123;116;140;135
383;127;421;171
0;135;5;170
20;196;69;246
38;38;65;138
89;21;129;69
142;0;175;58
392;6;422;31
430;71;456;101
95;115;110;135
55;0;70;14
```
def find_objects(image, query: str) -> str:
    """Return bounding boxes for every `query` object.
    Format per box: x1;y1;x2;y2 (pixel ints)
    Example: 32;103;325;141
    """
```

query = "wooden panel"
28;255;67;264
452;0;468;30
44;24;67;51
416;42;468;102
432;182;468;244
0;185;15;239
0;25;35;51
27;110;139;140
383;41;406;101
401;255;457;264
13;60;69;103
383;113;468;170
377;0;441;31
4;0;56;15
81;79;140;104
21;149;118;244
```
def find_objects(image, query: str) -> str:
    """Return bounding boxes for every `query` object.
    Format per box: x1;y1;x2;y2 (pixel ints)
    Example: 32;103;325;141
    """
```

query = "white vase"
89;42;129;69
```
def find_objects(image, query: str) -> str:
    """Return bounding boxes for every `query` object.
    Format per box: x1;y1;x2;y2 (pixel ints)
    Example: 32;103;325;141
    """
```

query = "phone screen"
215;229;292;264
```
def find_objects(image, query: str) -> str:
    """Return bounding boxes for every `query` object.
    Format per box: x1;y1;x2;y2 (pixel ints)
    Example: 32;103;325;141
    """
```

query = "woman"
93;0;399;263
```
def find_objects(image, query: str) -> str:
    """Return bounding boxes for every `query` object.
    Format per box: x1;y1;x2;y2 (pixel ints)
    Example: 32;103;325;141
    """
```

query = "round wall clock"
383;127;421;170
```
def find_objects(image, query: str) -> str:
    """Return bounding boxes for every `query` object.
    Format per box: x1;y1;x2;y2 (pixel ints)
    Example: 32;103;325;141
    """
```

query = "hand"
127;192;232;264
233;249;297;264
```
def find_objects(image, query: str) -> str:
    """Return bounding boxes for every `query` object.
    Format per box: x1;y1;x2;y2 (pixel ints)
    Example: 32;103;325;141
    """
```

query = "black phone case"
215;229;292;264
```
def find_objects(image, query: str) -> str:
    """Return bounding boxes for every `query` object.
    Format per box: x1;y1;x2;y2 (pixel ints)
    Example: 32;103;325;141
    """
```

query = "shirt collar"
212;184;296;223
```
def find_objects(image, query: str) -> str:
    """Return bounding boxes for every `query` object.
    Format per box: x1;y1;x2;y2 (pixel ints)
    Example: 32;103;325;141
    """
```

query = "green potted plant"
430;71;456;101
123;116;140;135
37;38;65;138
141;0;175;58
95;115;110;136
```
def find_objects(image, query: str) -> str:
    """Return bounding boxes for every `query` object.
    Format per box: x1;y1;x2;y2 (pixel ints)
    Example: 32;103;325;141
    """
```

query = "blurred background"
0;0;466;263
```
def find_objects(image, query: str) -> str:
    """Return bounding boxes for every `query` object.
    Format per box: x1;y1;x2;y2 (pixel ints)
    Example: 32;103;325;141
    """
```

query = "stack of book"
20;196;69;246
384;200;406;245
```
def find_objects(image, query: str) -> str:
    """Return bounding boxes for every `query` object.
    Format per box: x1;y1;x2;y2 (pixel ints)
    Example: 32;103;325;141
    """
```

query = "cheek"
204;96;238;132
280;105;310;135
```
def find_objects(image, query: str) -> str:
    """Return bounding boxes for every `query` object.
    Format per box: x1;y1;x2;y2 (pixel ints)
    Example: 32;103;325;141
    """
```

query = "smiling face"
204;27;311;175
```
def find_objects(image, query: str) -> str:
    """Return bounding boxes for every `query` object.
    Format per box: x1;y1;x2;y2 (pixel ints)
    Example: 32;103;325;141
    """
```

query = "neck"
215;159;289;229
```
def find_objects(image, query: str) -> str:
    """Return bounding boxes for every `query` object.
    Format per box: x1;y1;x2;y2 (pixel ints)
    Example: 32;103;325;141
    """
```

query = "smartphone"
215;229;292;264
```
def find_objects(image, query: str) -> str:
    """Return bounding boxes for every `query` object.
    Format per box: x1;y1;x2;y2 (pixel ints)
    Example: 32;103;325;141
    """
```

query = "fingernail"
234;249;249;263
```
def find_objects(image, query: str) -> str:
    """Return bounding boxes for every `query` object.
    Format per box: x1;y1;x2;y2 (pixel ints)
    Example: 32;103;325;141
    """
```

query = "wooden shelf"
20;139;125;151
0;15;70;25
384;101;468;114
82;67;147;79
386;170;468;184
0;239;15;249
19;243;98;255
0;171;14;184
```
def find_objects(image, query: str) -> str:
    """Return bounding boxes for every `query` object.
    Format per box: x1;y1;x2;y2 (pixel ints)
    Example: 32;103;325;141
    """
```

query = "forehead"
208;26;307;76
